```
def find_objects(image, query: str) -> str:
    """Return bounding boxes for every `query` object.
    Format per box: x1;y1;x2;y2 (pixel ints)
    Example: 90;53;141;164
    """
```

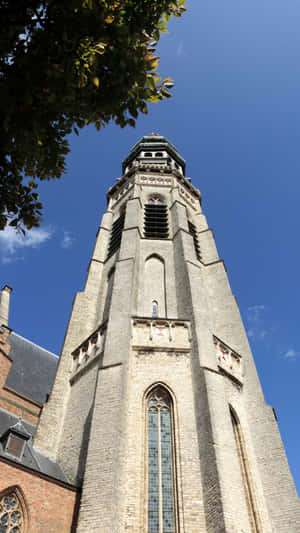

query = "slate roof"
5;332;58;404
0;408;68;483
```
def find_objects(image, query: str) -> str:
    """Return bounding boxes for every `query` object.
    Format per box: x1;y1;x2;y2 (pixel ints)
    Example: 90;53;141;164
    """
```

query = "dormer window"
144;152;153;157
6;434;26;459
1;419;30;460
155;152;163;157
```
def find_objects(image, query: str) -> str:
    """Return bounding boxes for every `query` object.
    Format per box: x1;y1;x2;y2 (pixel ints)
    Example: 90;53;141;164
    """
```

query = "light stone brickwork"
123;348;206;533
34;135;300;532
0;285;12;327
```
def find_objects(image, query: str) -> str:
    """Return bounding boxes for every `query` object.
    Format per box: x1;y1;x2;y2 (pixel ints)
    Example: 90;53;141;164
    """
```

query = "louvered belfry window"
188;221;201;261
107;210;125;259
144;200;168;239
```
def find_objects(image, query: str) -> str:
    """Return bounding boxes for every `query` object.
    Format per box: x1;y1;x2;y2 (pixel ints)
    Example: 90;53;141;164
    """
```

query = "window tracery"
148;196;165;205
147;387;177;533
0;491;24;533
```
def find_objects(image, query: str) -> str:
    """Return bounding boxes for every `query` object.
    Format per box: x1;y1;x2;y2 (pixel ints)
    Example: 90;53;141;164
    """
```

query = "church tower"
34;136;300;532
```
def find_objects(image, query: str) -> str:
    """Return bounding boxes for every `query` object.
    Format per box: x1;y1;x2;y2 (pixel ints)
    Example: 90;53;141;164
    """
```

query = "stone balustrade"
131;317;191;352
71;323;107;374
213;335;243;384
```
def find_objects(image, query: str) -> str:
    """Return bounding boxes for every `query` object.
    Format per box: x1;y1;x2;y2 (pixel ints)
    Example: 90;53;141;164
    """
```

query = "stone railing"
131;317;191;352
213;335;243;384
71;322;107;374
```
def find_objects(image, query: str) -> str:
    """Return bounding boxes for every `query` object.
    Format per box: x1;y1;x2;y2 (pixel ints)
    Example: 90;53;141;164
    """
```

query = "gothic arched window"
0;488;25;532
230;408;260;533
147;386;178;533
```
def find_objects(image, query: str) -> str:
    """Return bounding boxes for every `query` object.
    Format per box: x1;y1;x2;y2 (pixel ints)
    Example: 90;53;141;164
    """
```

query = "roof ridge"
10;332;58;359
0;406;36;431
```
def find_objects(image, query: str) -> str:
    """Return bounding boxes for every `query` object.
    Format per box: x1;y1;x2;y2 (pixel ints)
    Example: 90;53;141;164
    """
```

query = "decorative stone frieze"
179;185;197;210
140;175;172;186
131;317;190;352
213;335;243;384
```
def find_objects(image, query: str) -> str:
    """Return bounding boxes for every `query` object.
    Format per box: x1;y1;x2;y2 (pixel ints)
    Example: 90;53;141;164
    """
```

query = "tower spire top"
122;134;186;175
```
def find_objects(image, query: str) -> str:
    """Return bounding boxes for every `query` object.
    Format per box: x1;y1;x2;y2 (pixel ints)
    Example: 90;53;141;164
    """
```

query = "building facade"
1;136;300;532
0;288;79;533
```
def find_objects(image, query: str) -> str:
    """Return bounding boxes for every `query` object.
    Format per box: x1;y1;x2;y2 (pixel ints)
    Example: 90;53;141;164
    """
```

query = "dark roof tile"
5;332;58;404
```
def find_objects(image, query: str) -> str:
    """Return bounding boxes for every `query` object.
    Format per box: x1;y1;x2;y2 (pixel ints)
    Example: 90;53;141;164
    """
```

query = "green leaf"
0;0;187;231
161;87;172;98
147;76;156;91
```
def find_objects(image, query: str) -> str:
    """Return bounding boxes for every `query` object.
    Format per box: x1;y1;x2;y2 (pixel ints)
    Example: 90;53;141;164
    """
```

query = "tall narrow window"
106;209;126;259
152;300;158;317
0;488;25;532
147;387;177;533
188;221;201;261
230;408;260;533
144;256;166;317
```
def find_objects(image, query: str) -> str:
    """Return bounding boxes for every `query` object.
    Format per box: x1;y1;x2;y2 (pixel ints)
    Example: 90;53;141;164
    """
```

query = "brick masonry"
0;458;79;533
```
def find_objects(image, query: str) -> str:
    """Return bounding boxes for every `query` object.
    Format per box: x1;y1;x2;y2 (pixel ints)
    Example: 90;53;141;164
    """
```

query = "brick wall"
0;458;79;533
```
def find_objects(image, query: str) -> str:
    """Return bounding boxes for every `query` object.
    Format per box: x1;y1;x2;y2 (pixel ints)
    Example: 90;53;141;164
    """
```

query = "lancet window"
152;300;158;317
106;209;126;259
230;408;260;533
147;387;177;533
0;490;24;533
188;221;201;262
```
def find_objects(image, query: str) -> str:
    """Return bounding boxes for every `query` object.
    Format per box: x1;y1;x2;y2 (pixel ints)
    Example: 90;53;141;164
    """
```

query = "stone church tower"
34;135;299;532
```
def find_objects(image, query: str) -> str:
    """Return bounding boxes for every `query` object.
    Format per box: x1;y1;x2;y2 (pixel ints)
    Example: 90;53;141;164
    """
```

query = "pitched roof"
5;332;58;405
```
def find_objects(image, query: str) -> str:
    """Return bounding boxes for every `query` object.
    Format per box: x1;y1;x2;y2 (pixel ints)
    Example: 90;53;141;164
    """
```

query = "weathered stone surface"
35;136;300;532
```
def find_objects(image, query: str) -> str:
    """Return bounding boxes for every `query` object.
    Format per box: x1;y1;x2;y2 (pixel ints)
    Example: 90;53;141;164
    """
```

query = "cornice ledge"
202;258;226;271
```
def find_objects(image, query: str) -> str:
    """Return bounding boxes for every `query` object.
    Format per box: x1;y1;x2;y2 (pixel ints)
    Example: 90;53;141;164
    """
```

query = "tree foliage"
0;0;186;231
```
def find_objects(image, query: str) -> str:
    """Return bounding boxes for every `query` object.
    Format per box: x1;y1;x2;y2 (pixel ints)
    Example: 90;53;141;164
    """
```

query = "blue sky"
1;0;300;493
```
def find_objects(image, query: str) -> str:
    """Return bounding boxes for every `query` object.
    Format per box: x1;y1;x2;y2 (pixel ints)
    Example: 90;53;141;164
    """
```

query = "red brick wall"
0;458;79;532
0;328;41;424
